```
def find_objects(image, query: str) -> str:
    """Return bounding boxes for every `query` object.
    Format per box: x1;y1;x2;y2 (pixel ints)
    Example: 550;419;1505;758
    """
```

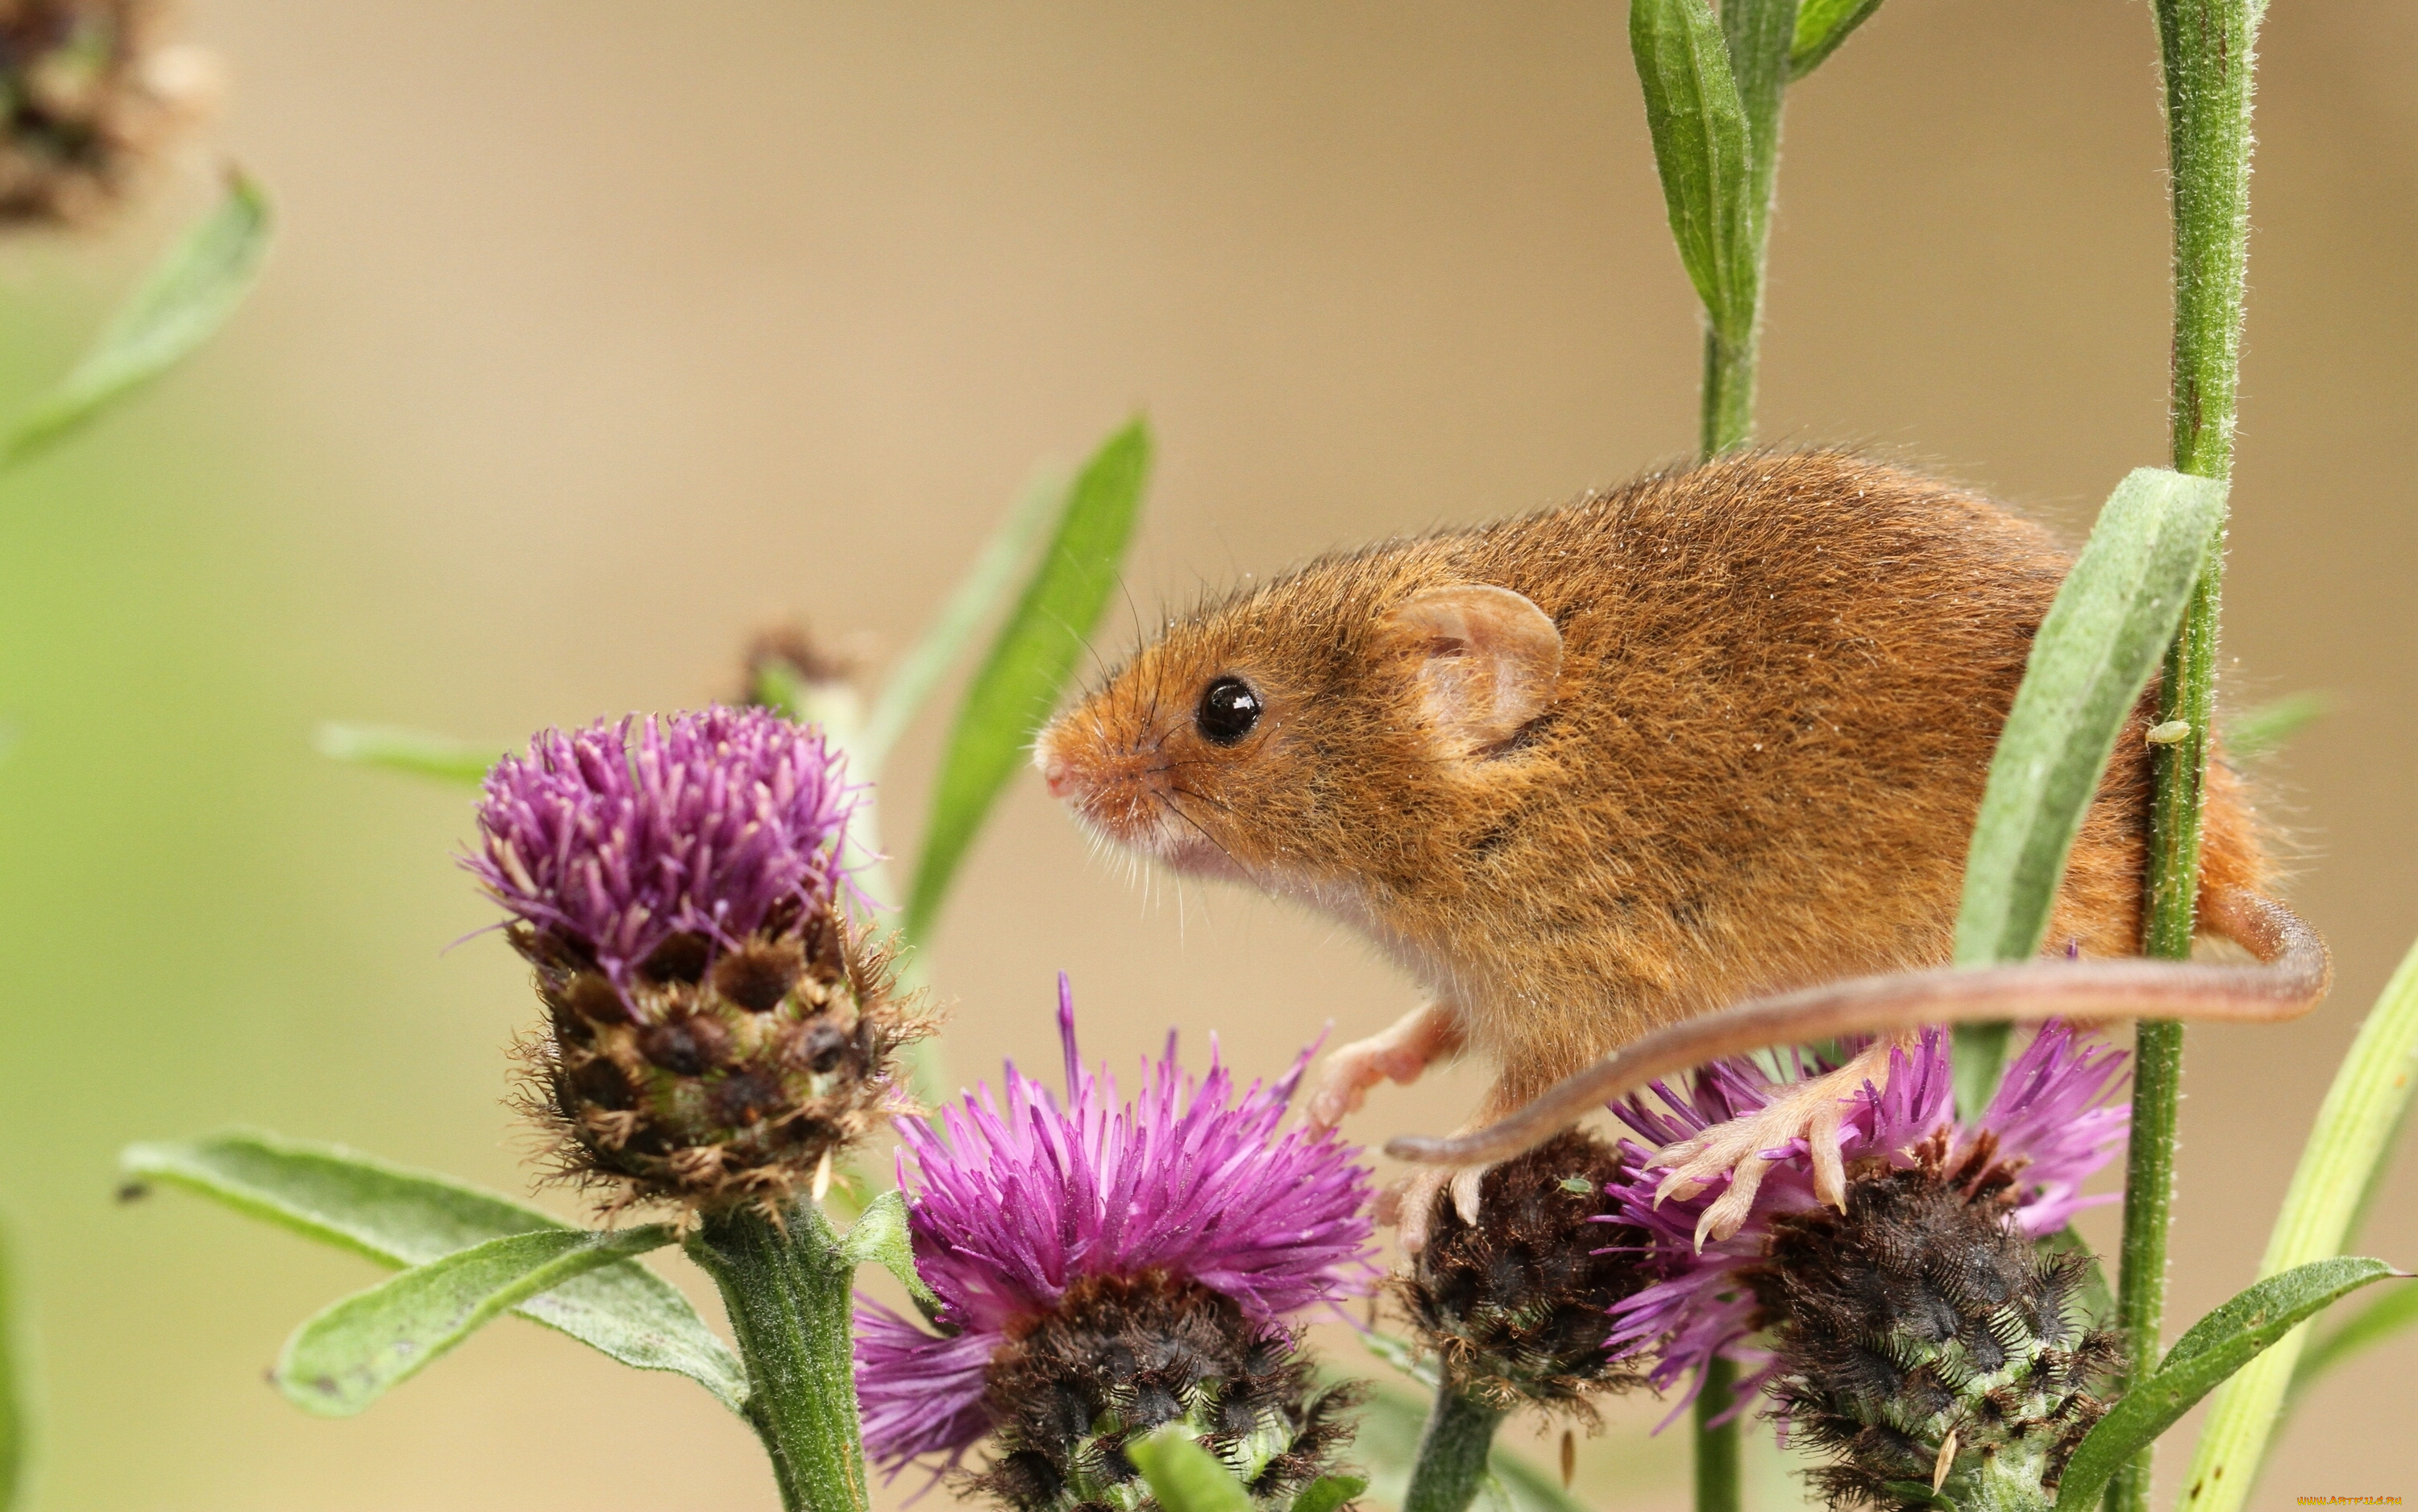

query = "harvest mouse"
1032;452;2327;1248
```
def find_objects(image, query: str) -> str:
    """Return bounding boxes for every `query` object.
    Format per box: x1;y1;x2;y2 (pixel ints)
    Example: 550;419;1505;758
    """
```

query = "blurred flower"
468;708;924;1214
1602;1025;2128;1413
856;978;1377;1508
1753;1137;2121;1512
0;0;218;223
1395;1129;1651;1424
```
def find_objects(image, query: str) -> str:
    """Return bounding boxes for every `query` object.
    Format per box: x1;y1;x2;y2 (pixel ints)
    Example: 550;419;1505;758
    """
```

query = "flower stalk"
2114;4;2263;1510
687;1199;870;1512
1402;1386;1508;1512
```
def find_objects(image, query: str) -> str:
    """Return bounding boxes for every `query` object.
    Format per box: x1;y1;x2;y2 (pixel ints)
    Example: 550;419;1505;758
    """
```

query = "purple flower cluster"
466;708;858;990
855;979;1379;1475
1601;1024;2129;1417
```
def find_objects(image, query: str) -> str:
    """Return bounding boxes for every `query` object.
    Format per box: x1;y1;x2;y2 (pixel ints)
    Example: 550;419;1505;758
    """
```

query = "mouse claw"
1450;1165;1486;1226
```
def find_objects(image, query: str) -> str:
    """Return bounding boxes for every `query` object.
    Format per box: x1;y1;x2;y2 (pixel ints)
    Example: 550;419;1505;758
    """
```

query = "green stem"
1695;1357;1742;1512
1700;0;1796;458
1701;328;1759;459
1402;1384;1509;1512
2110;5;2262;1510
686;1203;869;1512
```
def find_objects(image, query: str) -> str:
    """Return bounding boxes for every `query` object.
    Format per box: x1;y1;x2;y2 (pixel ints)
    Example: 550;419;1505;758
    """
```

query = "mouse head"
1034;565;1564;892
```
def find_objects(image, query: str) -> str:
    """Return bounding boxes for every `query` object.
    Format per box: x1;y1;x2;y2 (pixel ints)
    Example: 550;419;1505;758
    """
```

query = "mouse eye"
1194;675;1263;746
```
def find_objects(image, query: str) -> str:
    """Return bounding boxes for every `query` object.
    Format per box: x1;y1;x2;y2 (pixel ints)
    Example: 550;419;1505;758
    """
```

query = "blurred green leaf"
1128;1426;1254;1512
904;417;1152;942
1290;1474;1370;1512
1363;1329;1442;1390
314;722;501;787
2225;689;2330;760
1345;1378;1589;1512
1631;0;1757;342
2053;1257;2400;1511
838;1190;935;1310
0;1220;23;1512
1949;467;2225;1112
6;170;274;465
122;1130;748;1411
861;468;1067;772
2189;931;2418;1489
276;1224;675;1416
2289;1281;2418;1401
1788;0;1884;76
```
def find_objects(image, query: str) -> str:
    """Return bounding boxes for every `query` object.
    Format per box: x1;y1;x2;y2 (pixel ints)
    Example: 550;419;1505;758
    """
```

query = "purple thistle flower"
1600;1024;2128;1419
466;708;859;993
855;977;1378;1491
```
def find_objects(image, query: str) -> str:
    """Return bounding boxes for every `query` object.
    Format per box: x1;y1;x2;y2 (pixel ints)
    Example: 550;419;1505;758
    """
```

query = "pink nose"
1040;754;1074;799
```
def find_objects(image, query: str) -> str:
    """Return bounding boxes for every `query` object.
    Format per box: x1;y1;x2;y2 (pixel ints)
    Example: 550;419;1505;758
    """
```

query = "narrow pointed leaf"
2186;933;2418;1501
861;468;1067;771
1788;0;1884;76
1128;1426;1255;1512
2289;1281;2418;1401
2052;1257;2401;1511
1290;1474;1369;1512
1363;1328;1442;1389
122;1131;747;1411
905;418;1151;941
277;1225;675;1416
7;170;273;464
1950;467;2225;1110
1631;0;1757;341
838;1190;936;1310
314;722;501;787
2225;689;2329;760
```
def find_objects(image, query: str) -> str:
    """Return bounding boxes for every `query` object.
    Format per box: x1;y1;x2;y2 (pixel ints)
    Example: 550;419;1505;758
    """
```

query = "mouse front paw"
1647;1037;1902;1247
1306;1002;1462;1128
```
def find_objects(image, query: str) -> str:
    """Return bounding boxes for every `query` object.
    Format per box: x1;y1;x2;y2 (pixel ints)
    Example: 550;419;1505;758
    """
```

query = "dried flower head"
0;1;217;223
1395;1130;1651;1424
468;708;924;1215
855;981;1377;1508
1752;1136;2121;1512
1602;1025;2128;1412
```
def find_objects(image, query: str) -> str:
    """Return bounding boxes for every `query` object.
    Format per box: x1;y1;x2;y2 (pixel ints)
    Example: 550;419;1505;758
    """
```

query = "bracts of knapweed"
0;0;218;223
855;982;1378;1511
1606;1027;2131;1512
466;707;930;1218
1396;1129;1652;1425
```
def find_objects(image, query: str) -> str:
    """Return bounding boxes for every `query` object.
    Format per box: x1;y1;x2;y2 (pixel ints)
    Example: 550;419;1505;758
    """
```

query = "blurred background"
0;2;2409;1507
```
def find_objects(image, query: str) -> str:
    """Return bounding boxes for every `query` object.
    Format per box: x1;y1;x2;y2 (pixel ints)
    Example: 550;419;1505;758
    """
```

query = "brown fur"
1037;452;2266;1124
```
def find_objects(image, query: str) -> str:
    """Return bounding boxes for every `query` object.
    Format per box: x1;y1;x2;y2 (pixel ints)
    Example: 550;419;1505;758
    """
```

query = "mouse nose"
1034;742;1078;800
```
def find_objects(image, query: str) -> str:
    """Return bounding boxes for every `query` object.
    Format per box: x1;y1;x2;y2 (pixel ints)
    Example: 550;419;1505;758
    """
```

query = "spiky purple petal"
1601;1024;2129;1418
854;978;1378;1476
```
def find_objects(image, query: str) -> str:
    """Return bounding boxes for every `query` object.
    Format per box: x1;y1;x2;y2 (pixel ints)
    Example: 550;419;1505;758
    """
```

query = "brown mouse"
1032;451;2327;1247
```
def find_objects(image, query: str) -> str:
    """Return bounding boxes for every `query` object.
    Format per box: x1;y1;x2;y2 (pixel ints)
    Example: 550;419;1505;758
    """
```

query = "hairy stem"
687;1202;868;1512
2111;5;2262;1511
1402;1384;1509;1512
1696;1357;1742;1512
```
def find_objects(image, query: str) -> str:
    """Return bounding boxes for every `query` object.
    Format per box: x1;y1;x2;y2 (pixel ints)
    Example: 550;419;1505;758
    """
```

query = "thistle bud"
1748;1136;2121;1512
1395;1131;1650;1423
467;708;926;1216
0;1;218;223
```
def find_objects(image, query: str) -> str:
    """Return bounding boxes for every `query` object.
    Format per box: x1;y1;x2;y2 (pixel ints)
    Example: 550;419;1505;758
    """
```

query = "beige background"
0;2;2408;1508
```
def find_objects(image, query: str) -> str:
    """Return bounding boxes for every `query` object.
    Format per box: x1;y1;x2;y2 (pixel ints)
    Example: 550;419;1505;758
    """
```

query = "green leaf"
1344;1378;1590;1512
2289;1281;2418;1401
860;468;1067;772
121;1131;748;1411
6;170;274;465
277;1224;675;1416
2225;688;2330;760
1362;1328;1442;1391
838;1190;936;1311
1788;0;1884;76
314;722;501;787
1127;1425;1254;1512
1631;0;1758;342
904;418;1152;943
0;1220;24;1512
1948;467;2225;1111
1290;1474;1370;1512
2183;931;2418;1502
2053;1257;2401;1511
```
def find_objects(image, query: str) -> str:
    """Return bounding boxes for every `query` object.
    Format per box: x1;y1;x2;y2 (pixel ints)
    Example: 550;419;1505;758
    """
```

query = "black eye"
1194;675;1263;746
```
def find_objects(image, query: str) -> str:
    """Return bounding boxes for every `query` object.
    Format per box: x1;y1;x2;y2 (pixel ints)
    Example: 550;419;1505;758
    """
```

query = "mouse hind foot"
1647;1031;1914;1247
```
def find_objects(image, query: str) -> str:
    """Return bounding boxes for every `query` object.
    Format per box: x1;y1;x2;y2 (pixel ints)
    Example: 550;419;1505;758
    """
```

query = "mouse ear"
1375;584;1563;758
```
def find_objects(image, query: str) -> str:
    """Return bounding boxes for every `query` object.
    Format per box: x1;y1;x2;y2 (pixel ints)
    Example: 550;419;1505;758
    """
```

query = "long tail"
1383;886;2330;1169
